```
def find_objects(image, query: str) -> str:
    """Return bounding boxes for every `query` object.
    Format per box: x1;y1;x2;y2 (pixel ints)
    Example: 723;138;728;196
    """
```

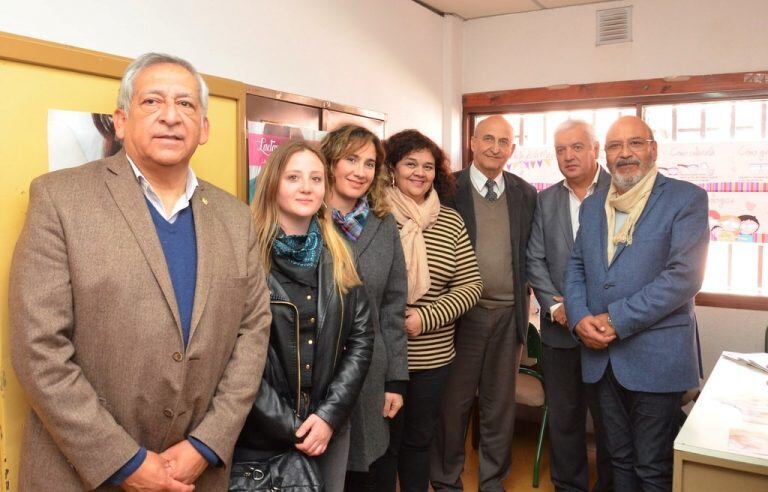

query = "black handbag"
229;450;324;491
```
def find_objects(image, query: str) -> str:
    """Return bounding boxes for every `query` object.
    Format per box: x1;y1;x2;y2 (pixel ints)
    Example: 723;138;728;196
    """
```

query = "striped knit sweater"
398;206;483;370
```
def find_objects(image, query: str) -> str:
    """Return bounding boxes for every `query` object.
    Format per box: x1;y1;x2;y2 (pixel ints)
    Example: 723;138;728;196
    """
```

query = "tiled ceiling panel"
418;0;620;19
537;0;616;8
419;0;541;19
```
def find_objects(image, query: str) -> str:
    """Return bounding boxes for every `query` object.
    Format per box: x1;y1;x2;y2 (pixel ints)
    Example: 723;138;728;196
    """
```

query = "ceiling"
416;0;620;19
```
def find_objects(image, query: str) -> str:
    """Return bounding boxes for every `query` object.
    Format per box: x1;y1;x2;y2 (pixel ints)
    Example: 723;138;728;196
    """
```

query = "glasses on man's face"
604;138;654;156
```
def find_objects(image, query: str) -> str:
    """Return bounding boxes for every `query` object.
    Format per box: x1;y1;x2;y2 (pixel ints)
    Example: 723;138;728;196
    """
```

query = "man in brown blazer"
9;53;271;490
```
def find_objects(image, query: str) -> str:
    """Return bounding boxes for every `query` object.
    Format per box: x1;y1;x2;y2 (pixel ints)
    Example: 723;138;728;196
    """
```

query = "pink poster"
247;122;327;202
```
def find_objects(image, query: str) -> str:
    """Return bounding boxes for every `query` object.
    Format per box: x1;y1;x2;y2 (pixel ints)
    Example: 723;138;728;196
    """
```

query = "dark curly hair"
384;129;455;200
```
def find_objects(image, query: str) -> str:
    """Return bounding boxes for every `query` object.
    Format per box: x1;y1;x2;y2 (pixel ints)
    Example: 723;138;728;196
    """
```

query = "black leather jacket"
236;249;373;455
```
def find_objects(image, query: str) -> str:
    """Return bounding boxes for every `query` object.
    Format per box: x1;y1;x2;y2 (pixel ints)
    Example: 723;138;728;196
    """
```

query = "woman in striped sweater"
383;130;483;492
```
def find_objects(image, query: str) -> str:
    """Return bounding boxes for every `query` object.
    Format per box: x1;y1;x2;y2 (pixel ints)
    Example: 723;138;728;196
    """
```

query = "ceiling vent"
596;6;632;46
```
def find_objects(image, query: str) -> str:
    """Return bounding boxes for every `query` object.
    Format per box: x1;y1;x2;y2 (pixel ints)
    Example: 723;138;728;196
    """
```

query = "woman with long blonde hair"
234;139;373;492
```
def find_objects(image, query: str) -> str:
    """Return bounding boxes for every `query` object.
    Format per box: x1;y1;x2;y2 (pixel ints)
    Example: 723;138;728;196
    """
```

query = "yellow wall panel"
0;36;244;490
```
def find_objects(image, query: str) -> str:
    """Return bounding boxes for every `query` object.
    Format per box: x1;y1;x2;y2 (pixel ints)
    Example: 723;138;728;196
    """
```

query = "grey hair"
117;52;209;116
554;119;597;144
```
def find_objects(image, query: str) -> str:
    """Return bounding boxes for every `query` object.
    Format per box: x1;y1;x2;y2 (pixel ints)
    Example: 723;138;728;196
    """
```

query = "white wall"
696;306;767;380
0;0;446;142
463;0;768;93
442;14;463;168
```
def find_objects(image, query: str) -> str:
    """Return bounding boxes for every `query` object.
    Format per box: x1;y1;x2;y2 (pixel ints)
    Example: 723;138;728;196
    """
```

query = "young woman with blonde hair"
233;139;373;492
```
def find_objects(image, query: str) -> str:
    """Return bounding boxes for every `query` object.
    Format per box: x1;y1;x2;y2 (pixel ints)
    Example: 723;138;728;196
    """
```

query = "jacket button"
309;317;316;324
163;408;174;418
304;364;311;370
306;294;312;300
172;352;183;362
307;339;313;345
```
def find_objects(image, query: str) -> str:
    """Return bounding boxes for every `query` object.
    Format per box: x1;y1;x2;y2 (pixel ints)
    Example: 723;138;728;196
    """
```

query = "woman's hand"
404;308;422;338
295;414;334;456
382;392;404;418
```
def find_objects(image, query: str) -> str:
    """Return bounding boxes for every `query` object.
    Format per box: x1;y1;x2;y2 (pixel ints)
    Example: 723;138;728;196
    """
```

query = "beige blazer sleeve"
10;177;141;487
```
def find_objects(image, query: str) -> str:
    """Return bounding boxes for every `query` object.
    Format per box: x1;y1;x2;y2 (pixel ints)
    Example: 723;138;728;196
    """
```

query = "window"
644;100;768;297
476;107;636;191
464;72;768;307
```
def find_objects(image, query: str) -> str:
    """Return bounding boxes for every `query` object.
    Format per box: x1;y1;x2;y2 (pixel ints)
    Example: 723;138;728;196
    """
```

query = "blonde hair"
251;139;360;293
319;125;390;218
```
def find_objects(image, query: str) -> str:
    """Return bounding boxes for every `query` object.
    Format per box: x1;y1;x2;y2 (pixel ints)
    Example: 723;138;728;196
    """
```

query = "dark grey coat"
526;168;611;348
346;213;408;471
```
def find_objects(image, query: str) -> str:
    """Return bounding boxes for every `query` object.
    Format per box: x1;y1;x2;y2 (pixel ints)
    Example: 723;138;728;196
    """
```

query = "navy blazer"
564;173;709;393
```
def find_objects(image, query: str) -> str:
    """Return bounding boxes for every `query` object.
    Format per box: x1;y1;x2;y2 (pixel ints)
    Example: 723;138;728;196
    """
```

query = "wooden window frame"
463;71;768;311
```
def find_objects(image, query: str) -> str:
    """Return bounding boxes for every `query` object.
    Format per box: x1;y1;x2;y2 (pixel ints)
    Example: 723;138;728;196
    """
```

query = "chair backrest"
526;323;543;363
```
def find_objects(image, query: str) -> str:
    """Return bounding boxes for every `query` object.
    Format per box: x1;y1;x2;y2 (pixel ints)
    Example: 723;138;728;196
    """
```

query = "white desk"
673;352;768;491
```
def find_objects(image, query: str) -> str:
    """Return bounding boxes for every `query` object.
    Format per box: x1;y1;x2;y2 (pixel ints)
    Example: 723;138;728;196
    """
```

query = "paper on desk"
720;394;768;425
717;353;768;425
722;351;768;368
728;427;768;458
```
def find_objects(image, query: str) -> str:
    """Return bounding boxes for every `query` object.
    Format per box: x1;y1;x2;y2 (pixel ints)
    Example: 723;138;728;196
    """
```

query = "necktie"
485;178;498;201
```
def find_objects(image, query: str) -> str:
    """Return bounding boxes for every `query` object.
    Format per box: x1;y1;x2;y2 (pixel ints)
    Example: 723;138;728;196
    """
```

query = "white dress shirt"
550;167;601;317
469;162;505;198
128;156;199;224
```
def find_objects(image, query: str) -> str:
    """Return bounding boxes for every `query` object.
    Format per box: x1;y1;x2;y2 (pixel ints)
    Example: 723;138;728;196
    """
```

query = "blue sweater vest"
146;199;197;347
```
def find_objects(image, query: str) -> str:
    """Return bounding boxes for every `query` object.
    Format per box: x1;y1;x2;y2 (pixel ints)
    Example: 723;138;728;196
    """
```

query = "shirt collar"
127;155;199;202
469;162;504;195
562;164;600;194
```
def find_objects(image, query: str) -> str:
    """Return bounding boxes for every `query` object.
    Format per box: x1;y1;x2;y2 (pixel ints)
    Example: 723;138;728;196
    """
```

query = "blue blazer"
564;173;709;393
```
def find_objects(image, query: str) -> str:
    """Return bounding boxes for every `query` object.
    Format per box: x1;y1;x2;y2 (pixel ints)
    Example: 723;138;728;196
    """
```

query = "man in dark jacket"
432;115;536;492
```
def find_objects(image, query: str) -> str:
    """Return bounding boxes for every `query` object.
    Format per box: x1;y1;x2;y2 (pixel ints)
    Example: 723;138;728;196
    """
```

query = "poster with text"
247;121;327;203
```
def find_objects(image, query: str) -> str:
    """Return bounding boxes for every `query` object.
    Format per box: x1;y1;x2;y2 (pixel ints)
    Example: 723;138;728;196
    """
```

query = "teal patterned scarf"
272;218;323;269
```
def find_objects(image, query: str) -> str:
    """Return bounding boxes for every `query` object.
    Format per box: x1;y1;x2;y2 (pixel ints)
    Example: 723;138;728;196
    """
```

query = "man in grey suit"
565;116;708;491
527;119;613;492
10;53;271;490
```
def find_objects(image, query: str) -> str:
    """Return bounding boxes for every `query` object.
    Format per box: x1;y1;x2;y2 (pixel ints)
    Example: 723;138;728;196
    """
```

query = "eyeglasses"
605;138;654;156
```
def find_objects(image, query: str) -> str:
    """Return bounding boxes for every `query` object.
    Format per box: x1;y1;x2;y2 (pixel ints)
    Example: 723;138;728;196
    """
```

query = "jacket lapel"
454;170;477;246
503;172;521;257
315;248;335;340
104;152;182;338
599;190;610;271
353;214;380;257
556;184;574;249
188;183;214;342
609;173;666;267
596;167;611;191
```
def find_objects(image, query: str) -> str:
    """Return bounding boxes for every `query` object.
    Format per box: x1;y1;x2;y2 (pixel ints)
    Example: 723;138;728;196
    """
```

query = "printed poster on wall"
504;140;768;243
48;109;122;171
247;121;327;203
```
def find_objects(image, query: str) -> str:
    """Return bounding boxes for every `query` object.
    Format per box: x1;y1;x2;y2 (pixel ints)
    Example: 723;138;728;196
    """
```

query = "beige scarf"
385;186;440;303
605;166;658;263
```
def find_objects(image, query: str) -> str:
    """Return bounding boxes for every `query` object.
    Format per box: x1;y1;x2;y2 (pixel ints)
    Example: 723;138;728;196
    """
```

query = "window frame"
463;71;768;311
